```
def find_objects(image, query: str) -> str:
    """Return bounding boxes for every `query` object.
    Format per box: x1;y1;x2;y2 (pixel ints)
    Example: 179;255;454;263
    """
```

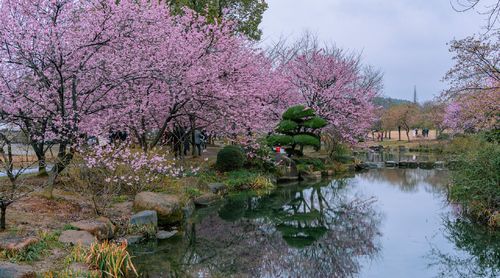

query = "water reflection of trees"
132;179;382;278
428;216;500;278
360;168;449;194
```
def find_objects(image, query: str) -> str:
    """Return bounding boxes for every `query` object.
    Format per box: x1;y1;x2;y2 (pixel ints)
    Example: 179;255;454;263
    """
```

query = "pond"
130;169;500;278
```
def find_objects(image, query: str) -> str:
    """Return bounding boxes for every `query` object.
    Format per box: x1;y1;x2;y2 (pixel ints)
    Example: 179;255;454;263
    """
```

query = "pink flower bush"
80;144;199;193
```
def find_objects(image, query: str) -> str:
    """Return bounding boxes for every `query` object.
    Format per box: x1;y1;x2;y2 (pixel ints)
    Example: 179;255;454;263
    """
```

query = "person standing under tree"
194;129;205;156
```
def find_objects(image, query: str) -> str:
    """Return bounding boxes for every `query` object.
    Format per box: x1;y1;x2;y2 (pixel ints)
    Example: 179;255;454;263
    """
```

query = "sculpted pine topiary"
268;105;327;157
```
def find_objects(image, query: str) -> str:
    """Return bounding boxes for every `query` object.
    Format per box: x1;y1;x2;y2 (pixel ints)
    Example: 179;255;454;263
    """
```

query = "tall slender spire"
413;85;417;104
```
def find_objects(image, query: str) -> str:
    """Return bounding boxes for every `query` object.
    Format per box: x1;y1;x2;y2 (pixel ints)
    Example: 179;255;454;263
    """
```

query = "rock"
67;262;91;275
369;145;384;152
346;164;356;171
355;163;369;171
277;175;299;182
0;236;38;253
156;230;177;240
385;161;398;167
276;154;299;181
207;183;226;194
183;200;195;219
130;210;158;228
322;169;335;176
362;162;380;169
71;217;115;240
59;230;97;247
193;193;221;207
0;262;35;278
125;235;144;245
399;161;418;168
435;161;445;169
134;192;184;225
418;161;435;169
302;171;322;181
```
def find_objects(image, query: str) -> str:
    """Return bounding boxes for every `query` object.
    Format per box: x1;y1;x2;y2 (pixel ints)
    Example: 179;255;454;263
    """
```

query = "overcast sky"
260;0;485;101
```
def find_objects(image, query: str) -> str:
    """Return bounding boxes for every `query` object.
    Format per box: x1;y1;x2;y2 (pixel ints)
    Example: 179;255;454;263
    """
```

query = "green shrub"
437;133;450;141
303;117;328;129
329;143;353;163
277;120;298;133
267;134;294;146
449;142;500;227
282;105;315;121
479;130;500;143
295;158;325;171
293;134;320;148
216;145;246;172
185;187;202;198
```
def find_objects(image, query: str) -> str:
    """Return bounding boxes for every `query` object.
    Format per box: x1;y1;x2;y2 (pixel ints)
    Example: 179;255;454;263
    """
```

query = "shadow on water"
130;168;499;278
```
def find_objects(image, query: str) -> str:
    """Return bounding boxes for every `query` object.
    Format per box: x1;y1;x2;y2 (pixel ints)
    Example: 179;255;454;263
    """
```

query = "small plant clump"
224;170;274;191
68;241;137;278
127;223;157;240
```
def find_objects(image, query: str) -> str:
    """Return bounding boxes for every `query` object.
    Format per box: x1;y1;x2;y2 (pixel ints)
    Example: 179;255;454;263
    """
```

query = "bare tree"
443;32;500;98
0;125;35;230
452;0;500;31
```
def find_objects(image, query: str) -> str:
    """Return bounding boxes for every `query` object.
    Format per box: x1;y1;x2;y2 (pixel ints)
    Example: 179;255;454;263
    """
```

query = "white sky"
260;0;486;101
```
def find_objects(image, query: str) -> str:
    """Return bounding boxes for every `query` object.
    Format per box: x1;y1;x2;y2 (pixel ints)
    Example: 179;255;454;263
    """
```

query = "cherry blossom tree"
0;0;282;197
443;89;500;133
277;39;382;144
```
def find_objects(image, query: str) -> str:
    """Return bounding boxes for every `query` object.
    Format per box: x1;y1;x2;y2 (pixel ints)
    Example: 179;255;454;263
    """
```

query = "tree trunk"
37;156;46;175
44;144;73;198
0;205;6;231
406;129;411;142
398;126;401;141
31;141;47;175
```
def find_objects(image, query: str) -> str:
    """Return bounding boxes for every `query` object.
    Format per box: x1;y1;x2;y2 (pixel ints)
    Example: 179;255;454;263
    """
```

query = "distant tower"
413;85;417;104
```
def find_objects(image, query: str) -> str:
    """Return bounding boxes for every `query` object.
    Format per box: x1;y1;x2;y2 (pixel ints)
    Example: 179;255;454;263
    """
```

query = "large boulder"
0;262;35;278
134;192;185;225
207;183;226;194
302;171;322;181
0;236;38;253
156;230;177;240
59;230;97;247
130;210;158;228
71;217;115;240
276;154;298;180
193;193;222;207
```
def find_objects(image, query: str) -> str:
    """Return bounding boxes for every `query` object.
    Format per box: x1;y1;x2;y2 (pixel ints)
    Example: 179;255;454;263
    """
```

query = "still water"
130;169;500;278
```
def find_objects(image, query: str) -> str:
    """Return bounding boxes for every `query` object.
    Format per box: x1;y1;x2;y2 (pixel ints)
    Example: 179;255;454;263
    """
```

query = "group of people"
171;125;208;158
414;128;430;138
